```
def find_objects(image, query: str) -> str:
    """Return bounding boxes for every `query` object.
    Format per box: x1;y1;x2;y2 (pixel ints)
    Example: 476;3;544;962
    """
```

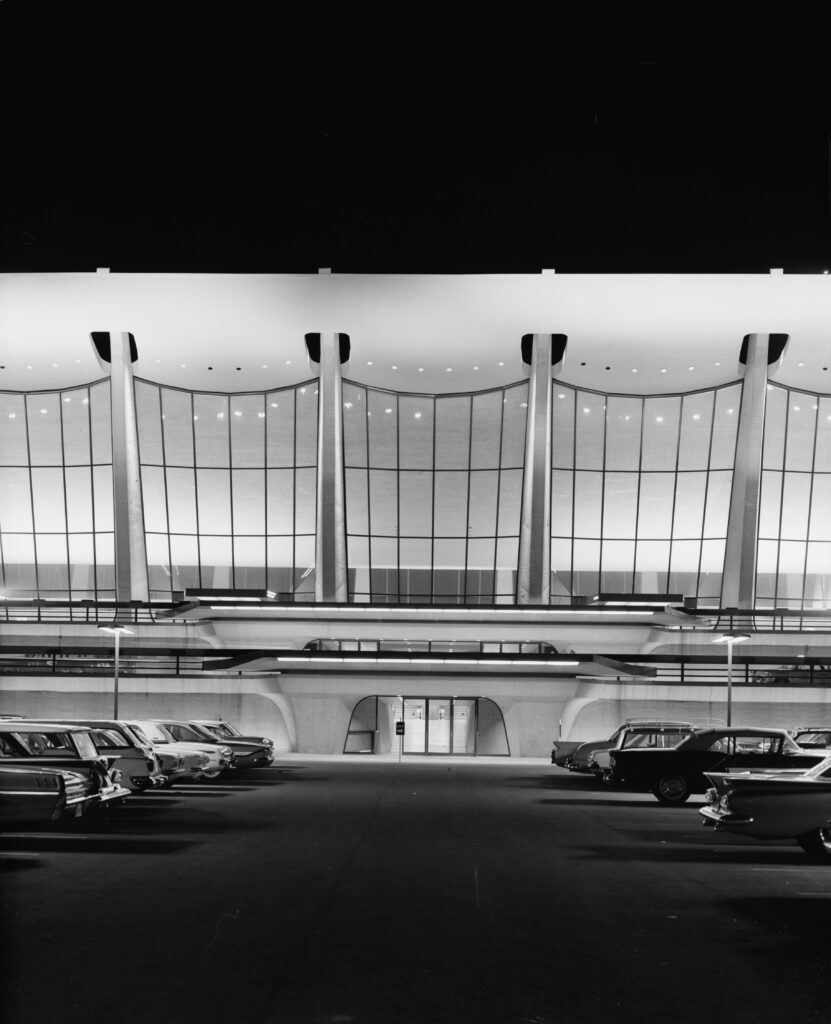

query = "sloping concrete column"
309;333;348;602
721;333;789;608
91;331;149;603
517;334;566;604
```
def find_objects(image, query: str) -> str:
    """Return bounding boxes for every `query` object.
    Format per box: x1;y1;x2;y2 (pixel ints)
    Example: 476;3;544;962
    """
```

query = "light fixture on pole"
711;632;750;726
98;623;135;717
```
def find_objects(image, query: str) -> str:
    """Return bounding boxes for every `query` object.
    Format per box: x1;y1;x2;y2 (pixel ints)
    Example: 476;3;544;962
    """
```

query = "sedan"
0;722;131;815
700;754;831;861
153;720;274;770
608;727;823;804
0;765;92;827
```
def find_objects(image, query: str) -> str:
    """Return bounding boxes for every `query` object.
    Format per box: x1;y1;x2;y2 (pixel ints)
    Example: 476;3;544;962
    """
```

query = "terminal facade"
1;272;830;755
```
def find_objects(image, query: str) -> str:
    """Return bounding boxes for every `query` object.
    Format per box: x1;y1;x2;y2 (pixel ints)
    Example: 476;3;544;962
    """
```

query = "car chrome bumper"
699;806;754;828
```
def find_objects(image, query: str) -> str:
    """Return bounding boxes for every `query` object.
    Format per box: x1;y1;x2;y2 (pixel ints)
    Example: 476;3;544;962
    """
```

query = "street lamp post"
98;624;135;718
711;632;751;726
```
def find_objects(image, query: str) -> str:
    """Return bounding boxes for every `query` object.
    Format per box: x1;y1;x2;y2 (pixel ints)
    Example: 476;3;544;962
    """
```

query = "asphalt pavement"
2;760;829;1024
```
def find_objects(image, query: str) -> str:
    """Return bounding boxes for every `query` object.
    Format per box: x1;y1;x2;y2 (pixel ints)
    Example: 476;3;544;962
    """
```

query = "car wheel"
652;775;691;804
797;826;831;862
197;769;222;780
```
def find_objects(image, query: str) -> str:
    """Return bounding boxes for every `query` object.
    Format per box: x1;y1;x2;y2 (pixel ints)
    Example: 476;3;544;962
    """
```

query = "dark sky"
2;5;829;275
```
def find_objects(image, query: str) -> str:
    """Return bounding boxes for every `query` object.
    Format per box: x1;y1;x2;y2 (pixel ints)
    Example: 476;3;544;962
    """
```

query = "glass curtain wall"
0;382;114;601
134;380;318;601
550;383;740;604
757;385;831;609
342;381;528;603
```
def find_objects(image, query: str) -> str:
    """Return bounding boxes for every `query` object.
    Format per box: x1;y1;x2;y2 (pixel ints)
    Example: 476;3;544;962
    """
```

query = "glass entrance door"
402;698;426;753
427;699;451;753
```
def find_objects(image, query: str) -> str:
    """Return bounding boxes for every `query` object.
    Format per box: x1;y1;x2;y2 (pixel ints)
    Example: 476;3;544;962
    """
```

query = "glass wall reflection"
550;383;740;605
757;385;831;609
0;382;113;600
134;380;319;600
343;381;528;604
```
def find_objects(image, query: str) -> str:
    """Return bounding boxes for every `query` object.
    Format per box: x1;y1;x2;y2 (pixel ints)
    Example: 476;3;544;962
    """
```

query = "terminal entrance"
344;696;510;756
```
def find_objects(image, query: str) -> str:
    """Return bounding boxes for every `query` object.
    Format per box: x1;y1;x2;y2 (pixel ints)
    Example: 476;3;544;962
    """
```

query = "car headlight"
260;738;273;746
197;754;210;768
220;746;233;759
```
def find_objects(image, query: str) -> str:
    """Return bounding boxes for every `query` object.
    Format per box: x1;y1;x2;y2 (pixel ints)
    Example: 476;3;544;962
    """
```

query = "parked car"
153;720;274;770
791;728;831;751
126;720;232;780
556;719;697;773
192;720;275;751
700;754;831;861
608;727;824;804
589;723;697;782
0;765;93;827
0;722;130;816
39;719;167;793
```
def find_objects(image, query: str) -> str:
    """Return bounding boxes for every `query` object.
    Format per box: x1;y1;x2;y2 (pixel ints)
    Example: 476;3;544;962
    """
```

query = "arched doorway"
344;696;510;756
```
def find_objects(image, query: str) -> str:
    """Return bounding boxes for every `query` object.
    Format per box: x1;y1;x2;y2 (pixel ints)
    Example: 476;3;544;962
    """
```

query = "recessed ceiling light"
385;408;392;414
286;360;292;365
693;413;701;421
473;365;479;370
234;410;242;417
793;406;801;412
26;365;32;370
714;361;721;367
155;359;161;364
660;368;667;373
446;367;452;372
180;364;186;368
300;388;306;394
344;402;353;409
270;402;279;408
193;415;199;421
498;361;504;367
558;393;565;399
727;408;734;414
392;365;398;370
258;411;266;418
63;397;71;403
418;367;424;372
217;412;224;419
414;411;422;419
75;359;81;364
52;363;58;368
8;412;16;419
798;362;805;367
688;366;695;371
656;416;663;423
631;368;638;373
624;415;630;421
40;408;47;414
367;361;373;366
262;364;268;369
583;407;591;414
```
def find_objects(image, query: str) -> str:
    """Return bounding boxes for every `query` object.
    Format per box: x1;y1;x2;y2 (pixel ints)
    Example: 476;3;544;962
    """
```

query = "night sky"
2;6;829;275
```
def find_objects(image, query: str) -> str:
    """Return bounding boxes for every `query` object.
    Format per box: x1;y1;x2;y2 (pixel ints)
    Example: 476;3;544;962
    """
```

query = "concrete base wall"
2;674;830;757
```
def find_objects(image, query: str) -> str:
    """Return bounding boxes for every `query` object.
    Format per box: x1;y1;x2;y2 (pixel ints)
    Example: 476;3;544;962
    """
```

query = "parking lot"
2;760;829;1024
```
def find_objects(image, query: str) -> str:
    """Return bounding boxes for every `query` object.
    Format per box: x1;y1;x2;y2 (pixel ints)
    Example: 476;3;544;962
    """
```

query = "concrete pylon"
721;332;789;609
307;332;349;602
517;334;567;604
90;331;149;604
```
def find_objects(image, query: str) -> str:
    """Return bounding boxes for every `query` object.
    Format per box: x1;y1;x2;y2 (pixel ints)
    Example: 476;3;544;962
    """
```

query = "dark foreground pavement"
2;760;829;1024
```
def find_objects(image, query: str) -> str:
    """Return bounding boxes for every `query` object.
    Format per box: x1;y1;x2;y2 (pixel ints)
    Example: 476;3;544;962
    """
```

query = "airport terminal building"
1;271;830;754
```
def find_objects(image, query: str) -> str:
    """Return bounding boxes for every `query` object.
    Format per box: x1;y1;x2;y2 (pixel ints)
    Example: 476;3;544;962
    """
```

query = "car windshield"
138;723;175;743
91;729;127;749
214;723;239;738
165;724;213;743
188;723;223;742
795;731;831;746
